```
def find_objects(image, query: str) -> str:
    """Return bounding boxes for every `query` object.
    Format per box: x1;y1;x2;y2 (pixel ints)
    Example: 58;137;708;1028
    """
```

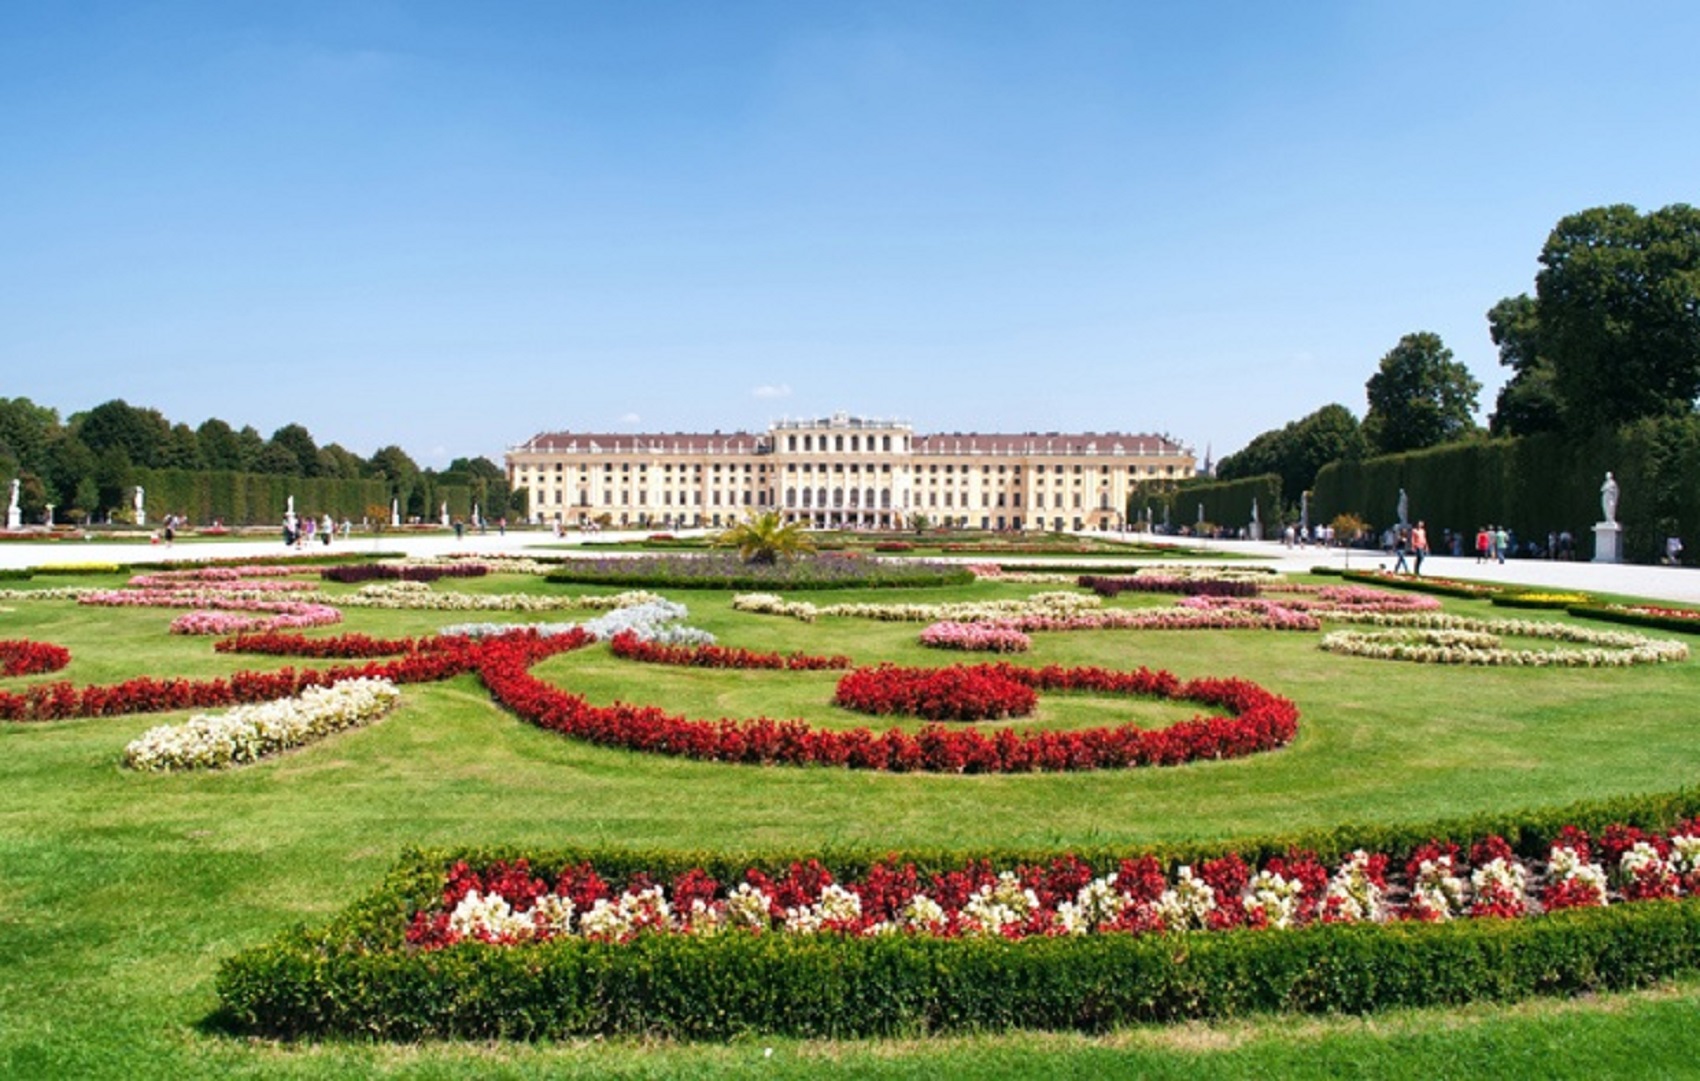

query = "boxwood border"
216;787;1700;1041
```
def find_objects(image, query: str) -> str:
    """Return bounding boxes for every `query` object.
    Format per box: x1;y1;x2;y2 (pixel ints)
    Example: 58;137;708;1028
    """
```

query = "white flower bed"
312;582;661;612
731;590;1100;625
122;678;401;772
439;598;714;646
1319;614;1688;666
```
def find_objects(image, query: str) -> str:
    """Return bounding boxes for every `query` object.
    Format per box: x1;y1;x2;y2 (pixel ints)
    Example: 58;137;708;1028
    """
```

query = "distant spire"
1201;443;1214;477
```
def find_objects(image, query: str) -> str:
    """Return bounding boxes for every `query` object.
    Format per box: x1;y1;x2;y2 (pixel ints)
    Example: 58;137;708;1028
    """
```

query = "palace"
505;413;1194;532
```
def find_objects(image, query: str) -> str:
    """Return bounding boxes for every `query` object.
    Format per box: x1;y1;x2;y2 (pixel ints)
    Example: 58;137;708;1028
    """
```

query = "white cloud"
752;384;792;399
618;412;641;424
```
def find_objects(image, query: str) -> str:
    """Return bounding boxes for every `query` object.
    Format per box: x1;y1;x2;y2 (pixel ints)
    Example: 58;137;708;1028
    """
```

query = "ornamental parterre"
1318;614;1689;667
482;642;1299;772
404;820;1700;948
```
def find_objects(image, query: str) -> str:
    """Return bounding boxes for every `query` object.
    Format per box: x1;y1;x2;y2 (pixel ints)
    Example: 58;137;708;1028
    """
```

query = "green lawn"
3;570;1699;1078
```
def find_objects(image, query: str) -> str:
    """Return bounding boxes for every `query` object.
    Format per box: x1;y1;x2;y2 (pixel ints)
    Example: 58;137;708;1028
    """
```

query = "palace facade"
505;413;1194;532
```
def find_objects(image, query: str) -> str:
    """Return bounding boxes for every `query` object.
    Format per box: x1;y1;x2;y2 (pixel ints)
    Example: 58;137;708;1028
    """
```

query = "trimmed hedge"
1567;603;1700;636
217;786;1700;1040
544;554;974;591
1334;569;1505;600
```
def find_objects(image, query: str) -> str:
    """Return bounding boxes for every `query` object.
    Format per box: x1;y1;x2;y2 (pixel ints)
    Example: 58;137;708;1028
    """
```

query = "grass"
3;569;1700;1077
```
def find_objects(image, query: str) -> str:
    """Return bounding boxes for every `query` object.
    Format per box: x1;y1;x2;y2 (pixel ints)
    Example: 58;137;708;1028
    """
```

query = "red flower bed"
0;628;592;723
834;664;1037;721
214;631;457;659
476;646;1298;772
608;631;852;671
0;639;71;678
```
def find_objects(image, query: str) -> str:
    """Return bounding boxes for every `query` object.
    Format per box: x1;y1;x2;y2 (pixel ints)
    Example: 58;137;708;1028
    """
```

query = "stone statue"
287;495;295;516
1601;472;1619;524
8;478;17;510
1397;488;1409;528
6;478;18;531
133;485;146;527
1251;497;1260;523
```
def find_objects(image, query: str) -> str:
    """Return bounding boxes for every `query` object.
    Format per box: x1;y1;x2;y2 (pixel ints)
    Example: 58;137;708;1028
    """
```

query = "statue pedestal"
5;507;19;531
1593;521;1622;564
1249;522;1262;541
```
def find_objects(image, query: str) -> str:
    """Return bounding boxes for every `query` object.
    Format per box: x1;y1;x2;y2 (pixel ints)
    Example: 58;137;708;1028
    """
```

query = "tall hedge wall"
1311;417;1700;564
129;469;393;526
1170;474;1283;532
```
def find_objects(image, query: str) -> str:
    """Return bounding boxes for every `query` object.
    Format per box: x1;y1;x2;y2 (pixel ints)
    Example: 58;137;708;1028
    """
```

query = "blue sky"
3;2;1697;468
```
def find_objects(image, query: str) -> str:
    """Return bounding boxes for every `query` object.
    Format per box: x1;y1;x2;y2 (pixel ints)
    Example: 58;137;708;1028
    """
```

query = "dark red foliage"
609;631;851;671
0;639;71;678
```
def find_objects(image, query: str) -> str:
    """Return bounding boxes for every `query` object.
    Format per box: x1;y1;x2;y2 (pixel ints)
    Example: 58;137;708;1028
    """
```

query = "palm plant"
714;511;815;565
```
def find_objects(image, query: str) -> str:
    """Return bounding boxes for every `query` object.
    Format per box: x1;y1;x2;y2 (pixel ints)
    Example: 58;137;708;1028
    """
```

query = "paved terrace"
1;528;1695;607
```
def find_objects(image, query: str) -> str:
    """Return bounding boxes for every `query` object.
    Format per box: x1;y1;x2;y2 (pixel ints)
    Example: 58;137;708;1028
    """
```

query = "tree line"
0;398;522;525
1207;202;1700;520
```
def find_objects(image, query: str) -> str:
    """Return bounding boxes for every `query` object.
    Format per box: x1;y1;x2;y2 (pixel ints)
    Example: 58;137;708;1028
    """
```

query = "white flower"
1155;866;1217;930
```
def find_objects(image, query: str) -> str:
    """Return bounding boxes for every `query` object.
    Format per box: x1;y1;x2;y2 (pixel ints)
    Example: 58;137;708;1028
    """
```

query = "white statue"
6;478;18;531
133;485;146;527
7;478;17;510
391;498;400;527
1397;488;1409;528
440;501;449;528
1251;497;1260;523
1601;472;1619;524
287;495;295;516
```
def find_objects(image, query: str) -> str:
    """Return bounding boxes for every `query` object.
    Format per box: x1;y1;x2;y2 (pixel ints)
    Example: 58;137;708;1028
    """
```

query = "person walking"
1494;524;1508;564
1411;521;1429;576
1391;527;1410;574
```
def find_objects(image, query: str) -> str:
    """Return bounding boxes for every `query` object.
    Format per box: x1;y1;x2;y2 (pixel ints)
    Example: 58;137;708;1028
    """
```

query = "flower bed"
543;553;973;590
217;799;1700;1040
477;647;1298;772
609;632;851;670
215;631;457;658
919;621;1032;653
318;581;656;613
168;603;344;636
122;677;402;771
1080;575;1259;598
320;563;490;584
834;664;1038;721
0;630;583;723
1336;570;1504;599
1319;616;1688;667
0;639;71;678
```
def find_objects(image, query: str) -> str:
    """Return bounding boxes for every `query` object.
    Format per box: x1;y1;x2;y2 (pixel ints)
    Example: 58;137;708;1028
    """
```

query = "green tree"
1486;294;1563;436
158;423;205;470
1362;332;1481;454
0;397;60;476
714;510;815;564
317;443;366;480
44;433;97;510
1217;403;1365;500
74;399;169;468
269;424;321;477
196;418;249;471
1536;203;1700;430
253;442;303;475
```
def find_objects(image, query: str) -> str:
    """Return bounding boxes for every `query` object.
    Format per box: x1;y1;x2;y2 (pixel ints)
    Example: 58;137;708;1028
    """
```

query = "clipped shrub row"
319;563;489;584
1334;570;1504;599
217;787;1700;1040
1567;603;1700;636
543;553;974;591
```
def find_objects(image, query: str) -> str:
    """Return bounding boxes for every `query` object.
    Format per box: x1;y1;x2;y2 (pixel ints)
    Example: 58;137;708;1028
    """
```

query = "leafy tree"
158;423;205;470
1362;332;1481;454
252;441;303;475
234;425;267;469
367;445;420;491
0;397;60;475
714;510;815;564
196;418;249;471
93;446;132;517
1486;294;1562;436
269;424;321;477
74;399;169;468
1217;403;1365;499
1536;203;1700;430
43;434;96;510
317;443;366;480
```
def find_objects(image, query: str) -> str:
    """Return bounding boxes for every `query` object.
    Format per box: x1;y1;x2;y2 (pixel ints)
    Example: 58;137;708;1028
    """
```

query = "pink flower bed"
919;621;1033;653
